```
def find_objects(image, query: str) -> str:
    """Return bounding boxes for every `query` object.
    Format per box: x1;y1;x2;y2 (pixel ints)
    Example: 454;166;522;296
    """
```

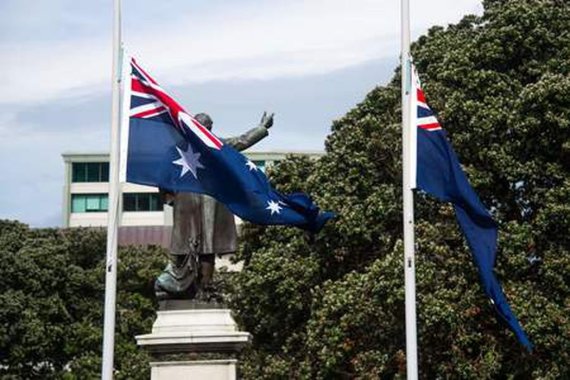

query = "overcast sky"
0;0;482;227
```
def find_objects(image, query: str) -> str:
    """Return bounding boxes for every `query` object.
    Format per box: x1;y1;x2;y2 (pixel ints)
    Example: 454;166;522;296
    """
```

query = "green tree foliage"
231;1;570;378
0;221;164;379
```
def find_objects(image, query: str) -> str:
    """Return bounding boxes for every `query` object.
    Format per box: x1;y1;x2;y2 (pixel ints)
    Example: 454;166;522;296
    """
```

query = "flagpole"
102;0;122;378
401;0;418;378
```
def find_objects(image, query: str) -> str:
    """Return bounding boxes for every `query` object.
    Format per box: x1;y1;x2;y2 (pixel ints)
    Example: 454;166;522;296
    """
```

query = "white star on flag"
266;200;283;215
246;160;258;171
173;144;204;179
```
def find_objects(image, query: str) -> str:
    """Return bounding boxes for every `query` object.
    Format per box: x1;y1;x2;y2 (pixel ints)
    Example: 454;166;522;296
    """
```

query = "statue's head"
195;113;213;131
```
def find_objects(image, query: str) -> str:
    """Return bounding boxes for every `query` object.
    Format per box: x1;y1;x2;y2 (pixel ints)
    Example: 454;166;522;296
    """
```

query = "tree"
230;1;570;378
0;220;165;379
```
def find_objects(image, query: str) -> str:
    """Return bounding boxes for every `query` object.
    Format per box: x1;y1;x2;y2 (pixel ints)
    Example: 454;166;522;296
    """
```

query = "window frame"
122;193;163;212
70;193;109;213
71;162;110;183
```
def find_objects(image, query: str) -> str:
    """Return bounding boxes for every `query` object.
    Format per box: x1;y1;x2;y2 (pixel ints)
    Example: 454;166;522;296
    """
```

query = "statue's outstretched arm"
224;112;274;151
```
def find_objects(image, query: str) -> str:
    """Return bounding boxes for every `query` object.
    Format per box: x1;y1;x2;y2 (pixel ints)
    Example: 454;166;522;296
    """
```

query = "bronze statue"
155;112;274;301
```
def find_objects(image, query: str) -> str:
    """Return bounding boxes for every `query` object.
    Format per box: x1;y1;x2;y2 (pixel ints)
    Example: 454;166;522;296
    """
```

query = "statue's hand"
259;111;274;129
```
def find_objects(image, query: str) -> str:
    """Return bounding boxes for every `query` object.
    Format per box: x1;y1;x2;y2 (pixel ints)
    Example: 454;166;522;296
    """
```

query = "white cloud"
0;120;108;226
0;0;482;105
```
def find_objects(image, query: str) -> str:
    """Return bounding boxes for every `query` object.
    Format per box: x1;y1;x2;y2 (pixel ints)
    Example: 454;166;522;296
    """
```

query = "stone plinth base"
150;360;237;380
136;301;250;380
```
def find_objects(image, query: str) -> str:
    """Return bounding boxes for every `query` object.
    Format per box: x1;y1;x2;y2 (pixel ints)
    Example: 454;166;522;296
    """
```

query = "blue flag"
120;57;334;232
411;64;532;350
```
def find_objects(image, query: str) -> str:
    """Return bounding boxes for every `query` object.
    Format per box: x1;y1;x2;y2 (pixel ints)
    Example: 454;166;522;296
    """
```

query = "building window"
252;160;266;172
71;194;108;213
72;162;109;182
123;193;163;212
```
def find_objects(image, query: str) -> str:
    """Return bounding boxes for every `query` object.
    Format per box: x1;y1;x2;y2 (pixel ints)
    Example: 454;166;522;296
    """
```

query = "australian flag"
410;64;532;350
120;57;334;232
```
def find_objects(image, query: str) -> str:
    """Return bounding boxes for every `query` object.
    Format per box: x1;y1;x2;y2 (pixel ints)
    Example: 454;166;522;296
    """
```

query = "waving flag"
120;57;334;232
410;64;532;350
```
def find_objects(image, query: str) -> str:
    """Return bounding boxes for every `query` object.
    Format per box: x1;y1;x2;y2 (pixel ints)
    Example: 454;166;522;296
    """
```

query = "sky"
0;0;483;227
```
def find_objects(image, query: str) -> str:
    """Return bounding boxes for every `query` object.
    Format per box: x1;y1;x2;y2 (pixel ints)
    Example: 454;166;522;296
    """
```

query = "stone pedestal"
136;301;251;380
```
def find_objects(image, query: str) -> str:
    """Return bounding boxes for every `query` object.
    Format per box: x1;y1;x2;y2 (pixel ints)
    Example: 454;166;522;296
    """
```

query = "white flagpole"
401;0;418;378
102;0;122;378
